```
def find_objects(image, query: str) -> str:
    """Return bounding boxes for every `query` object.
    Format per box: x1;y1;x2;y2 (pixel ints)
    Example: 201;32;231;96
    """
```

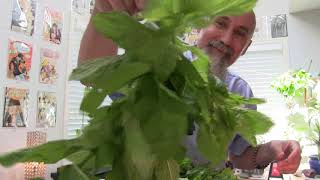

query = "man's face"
197;12;256;68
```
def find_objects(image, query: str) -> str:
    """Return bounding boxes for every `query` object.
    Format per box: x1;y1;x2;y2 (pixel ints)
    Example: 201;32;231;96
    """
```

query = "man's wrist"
256;142;274;168
94;1;112;14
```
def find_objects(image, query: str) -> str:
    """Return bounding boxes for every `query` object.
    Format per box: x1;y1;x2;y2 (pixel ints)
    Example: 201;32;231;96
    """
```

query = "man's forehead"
215;12;256;33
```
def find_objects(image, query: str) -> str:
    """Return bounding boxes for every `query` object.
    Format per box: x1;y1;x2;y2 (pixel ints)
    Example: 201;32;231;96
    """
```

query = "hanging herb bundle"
0;0;273;179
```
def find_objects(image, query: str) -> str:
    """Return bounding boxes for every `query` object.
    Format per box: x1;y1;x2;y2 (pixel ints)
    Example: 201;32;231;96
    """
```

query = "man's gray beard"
209;56;228;81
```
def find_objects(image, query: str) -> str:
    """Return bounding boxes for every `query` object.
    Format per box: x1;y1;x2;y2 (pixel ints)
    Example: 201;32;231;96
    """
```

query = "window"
65;11;91;139
229;38;290;142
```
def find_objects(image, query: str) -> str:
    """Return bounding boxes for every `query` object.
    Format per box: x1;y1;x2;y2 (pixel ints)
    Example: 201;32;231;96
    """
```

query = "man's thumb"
134;0;145;10
276;152;286;161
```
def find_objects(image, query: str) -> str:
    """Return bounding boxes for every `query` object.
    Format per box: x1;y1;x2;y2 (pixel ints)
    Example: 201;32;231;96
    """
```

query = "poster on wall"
7;40;33;81
37;92;57;128
39;48;58;84
11;0;37;36
72;0;94;14
182;29;200;46
43;7;63;45
72;0;86;15
3;87;29;127
270;14;288;38
89;0;95;14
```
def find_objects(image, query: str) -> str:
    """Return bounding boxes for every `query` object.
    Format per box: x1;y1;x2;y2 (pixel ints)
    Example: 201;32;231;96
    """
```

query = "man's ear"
240;40;252;56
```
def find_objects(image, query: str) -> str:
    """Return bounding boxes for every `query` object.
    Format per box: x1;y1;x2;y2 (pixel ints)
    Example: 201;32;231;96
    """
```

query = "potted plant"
273;74;320;173
271;69;315;107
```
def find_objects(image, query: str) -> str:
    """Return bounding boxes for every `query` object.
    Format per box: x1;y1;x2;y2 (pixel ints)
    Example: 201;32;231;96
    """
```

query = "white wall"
254;0;320;75
288;10;320;75
0;0;71;179
0;0;71;153
254;0;289;17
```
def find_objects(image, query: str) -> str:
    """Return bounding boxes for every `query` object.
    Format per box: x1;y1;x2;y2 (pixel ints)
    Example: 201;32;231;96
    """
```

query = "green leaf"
91;60;151;92
143;0;257;30
79;105;121;148
154;160;180;180
106;159;127;180
58;164;91;180
235;109;274;144
197;123;227;164
69;56;119;82
95;143;115;169
66;150;91;166
122;113;155;180
0;139;81;167
228;93;266;106
288;112;309;132
132;76;190;160
71;54;151;93
93;12;180;81
80;88;108;115
176;42;210;82
93;12;154;51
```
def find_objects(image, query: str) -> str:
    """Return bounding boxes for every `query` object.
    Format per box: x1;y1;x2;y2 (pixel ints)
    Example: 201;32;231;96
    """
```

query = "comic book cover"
37;92;57;128
7;40;33;81
43;7;63;44
182;29;200;46
89;0;95;14
3;88;29;127
39;48;58;84
11;0;37;36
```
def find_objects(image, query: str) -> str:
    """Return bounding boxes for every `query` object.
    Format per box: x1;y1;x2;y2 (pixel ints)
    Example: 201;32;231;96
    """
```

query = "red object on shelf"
271;163;281;176
268;163;283;180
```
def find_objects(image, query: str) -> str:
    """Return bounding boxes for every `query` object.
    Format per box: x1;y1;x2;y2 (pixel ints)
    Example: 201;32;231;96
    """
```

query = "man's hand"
270;140;302;174
78;0;146;64
94;0;145;15
258;140;301;174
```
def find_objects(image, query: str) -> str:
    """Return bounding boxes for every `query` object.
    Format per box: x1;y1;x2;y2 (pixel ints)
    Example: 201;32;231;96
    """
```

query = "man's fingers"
107;0;128;11
285;142;301;164
275;152;286;161
123;0;137;15
277;153;301;174
94;0;113;12
278;163;300;174
134;0;145;11
106;0;143;15
276;141;301;174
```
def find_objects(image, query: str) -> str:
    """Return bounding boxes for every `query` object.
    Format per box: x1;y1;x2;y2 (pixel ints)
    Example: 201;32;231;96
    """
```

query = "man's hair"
248;11;256;38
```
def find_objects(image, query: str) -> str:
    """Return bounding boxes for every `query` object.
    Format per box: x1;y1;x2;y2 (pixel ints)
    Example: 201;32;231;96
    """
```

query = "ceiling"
289;0;320;13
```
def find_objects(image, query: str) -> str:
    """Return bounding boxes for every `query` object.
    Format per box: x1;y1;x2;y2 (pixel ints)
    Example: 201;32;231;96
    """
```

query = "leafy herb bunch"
0;0;273;179
271;69;315;98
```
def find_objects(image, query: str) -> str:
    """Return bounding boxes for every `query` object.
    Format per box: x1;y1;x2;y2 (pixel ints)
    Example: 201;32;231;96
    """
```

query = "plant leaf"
0;139;81;167
58;164;91;180
69;56;119;82
80;88;108;114
154;160;180;180
235;109;274;145
132;76;190;160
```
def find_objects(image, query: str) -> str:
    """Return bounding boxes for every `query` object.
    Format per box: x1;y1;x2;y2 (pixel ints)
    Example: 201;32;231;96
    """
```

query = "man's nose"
220;30;233;47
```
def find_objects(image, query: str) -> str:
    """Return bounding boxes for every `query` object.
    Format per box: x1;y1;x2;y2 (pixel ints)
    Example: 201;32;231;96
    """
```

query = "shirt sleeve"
228;134;251;156
228;81;256;156
244;86;257;110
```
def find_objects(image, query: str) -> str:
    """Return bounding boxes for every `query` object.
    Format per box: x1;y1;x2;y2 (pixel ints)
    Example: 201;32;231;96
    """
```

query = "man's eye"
235;30;247;38
215;21;226;28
